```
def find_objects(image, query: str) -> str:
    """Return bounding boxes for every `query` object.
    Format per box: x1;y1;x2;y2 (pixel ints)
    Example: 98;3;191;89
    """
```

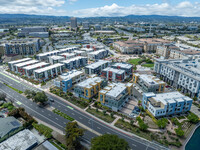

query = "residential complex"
33;63;64;81
2;39;40;56
98;82;133;111
154;58;200;100
61;56;88;70
54;70;86;92
133;73;165;93
8;58;32;71
111;63;133;78
48;55;65;64
101;67;125;82
85;60;110;75
88;49;108;60
142;92;193;117
74;75;107;99
13;60;39;74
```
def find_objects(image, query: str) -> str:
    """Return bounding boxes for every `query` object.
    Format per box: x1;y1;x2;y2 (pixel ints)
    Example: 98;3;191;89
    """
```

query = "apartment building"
54;70;86;92
18;26;47;37
142;92;193;117
36;50;60;61
23;62;50;77
169;49;200;59
8;58;32;71
74;75;107;99
13;60;39;73
33;63;64;81
154;58;200;100
156;45;179;59
61;56;88;70
98;82;133;111
59;53;76;60
133;73;165;93
101;67;125;82
48;56;65;64
111;63;133;78
3;39;40;56
85;60;110;75
87;49;108;60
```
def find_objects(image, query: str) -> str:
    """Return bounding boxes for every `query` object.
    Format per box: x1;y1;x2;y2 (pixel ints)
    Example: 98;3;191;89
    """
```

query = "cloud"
73;1;200;17
68;0;78;5
0;0;66;15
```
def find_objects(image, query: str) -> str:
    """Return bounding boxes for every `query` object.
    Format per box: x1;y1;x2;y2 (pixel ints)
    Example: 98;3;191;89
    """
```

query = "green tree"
0;92;6;101
157;118;168;129
91;134;129;150
65;122;85;150
175;127;184;137
33;92;48;105
187;113;199;124
136;117;148;131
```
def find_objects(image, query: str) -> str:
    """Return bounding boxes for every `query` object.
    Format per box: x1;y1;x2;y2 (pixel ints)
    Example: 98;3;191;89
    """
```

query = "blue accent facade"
62;79;73;92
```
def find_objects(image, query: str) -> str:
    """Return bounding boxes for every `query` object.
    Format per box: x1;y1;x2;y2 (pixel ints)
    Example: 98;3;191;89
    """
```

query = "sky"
0;0;200;17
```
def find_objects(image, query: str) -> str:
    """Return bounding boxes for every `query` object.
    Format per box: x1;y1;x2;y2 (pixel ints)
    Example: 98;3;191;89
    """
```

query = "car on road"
49;98;54;102
198;108;200;112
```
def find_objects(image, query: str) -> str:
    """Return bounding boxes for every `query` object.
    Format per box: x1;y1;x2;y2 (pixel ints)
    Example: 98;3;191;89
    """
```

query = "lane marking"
0;72;20;83
67;106;74;110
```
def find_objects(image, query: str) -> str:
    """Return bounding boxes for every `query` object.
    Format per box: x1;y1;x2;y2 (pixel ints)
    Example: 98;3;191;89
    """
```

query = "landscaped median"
53;109;74;121
3;83;23;94
86;108;116;123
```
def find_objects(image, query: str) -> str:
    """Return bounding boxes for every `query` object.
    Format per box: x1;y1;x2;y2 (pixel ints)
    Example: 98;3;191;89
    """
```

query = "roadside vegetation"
4;83;23;94
53;109;74;121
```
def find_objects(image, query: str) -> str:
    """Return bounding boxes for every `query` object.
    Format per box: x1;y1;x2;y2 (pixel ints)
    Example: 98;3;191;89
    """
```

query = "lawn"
4;83;23;94
128;58;142;65
142;63;154;68
86;108;115;123
53;109;74;121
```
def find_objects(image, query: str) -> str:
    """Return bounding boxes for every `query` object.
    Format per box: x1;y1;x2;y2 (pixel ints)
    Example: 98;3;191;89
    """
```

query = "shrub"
187;112;199;124
175;127;184;137
157;118;168;129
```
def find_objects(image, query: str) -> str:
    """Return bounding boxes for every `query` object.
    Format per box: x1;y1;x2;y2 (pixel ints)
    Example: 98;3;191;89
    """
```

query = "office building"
154;58;200;100
13;60;39;73
88;49;108;60
33;63;64;81
101;67;125;82
48;56;65;64
8;58;32;71
70;17;77;29
74;75;107;99
98;82;133;111
85;60;110;75
61;56;88;70
133;73;165;93
111;63;133;78
3;38;40;56
23;62;50;77
142;92;193;117
54;70;86;92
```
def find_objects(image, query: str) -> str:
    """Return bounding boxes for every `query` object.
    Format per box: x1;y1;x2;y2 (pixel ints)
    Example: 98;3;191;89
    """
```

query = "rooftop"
15;60;39;67
8;58;32;64
61;56;86;64
0;117;22;138
85;60;109;69
0;129;38;150
76;76;103;88
48;55;65;60
112;63;132;69
23;62;49;70
103;67;125;74
37;50;60;57
34;63;64;73
88;49;107;55
139;74;165;85
59;70;84;81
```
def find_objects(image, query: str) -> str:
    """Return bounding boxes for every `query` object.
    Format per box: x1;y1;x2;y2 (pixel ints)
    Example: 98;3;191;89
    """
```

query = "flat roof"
76;76;103;88
104;83;127;98
88;49;107;55
60;70;84;81
60;53;76;57
0;129;38;150
103;67;125;74
37;50;60;57
139;74;165;85
15;60;39;67
61;56;86;64
23;62;49;70
48;55;65;60
112;63;132;69
85;60;109;69
8;58;32;64
34;63;64;74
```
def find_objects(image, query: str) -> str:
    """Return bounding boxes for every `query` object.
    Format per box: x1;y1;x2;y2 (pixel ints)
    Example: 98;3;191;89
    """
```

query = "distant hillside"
0;14;200;25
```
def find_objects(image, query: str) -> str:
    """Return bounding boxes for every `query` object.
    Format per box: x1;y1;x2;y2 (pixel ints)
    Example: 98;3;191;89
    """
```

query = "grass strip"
4;83;23;94
53;109;74;121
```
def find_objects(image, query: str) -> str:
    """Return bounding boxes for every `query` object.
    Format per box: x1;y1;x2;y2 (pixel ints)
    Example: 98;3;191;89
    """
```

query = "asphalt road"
0;71;168;150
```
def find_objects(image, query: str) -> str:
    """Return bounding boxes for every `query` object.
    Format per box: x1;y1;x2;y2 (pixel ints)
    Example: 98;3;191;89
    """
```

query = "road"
0;70;168;150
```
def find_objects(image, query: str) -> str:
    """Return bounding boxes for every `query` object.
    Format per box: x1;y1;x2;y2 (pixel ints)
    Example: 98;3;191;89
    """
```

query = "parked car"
49;98;54;102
